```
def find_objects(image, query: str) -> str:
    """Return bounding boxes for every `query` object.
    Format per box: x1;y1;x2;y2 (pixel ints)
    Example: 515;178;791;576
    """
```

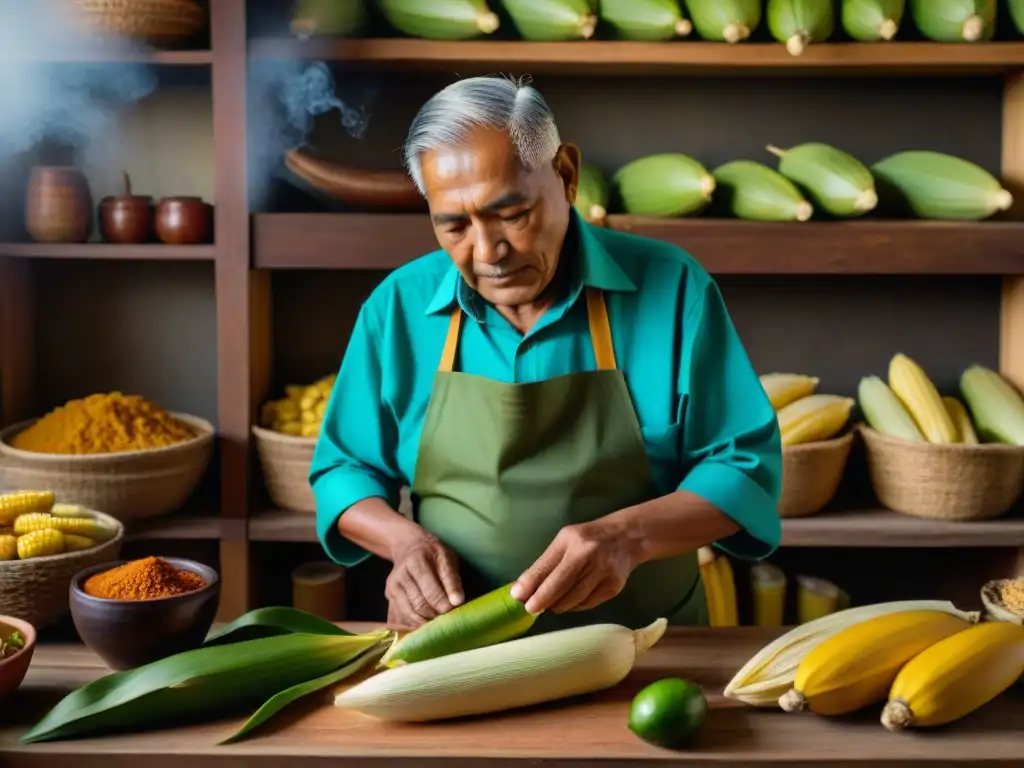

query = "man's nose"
473;226;507;264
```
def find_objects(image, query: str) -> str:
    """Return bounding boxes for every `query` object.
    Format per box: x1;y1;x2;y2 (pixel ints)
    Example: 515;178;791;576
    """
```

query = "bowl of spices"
70;556;219;670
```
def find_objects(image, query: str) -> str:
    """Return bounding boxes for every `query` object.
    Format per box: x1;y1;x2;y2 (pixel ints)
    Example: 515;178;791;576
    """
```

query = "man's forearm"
336;497;428;562
601;490;741;565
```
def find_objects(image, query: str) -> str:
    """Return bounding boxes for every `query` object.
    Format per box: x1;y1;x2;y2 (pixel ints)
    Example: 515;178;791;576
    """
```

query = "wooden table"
0;626;1020;767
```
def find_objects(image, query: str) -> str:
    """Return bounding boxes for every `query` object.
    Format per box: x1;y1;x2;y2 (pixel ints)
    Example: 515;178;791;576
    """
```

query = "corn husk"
379;0;500;40
870;150;1013;221
767;0;835;55
599;0;692;39
959;365;1024;446
908;0;995;42
291;0;367;38
502;0;597;40
575;164;609;224
1010;0;1024;34
712;160;813;222
841;0;904;40
767;142;876;218
614;153;716;218
684;0;762;42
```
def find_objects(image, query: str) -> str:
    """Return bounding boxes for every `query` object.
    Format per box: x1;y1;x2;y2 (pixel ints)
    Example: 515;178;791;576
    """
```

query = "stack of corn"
0;491;115;560
697;546;738;628
260;374;336;438
759;373;854;447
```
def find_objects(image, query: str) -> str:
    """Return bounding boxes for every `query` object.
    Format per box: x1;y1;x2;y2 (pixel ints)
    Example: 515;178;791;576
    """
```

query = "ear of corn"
760;373;820;410
0;534;18;561
63;534;98;553
871;150;1013;221
378;582;537;668
766;0;835;56
501;0;598;40
767;143;877;218
0;490;55;525
888;353;959;444
378;0;500;39
290;0;367;38
724;600;980;707
959;365;1024;446
941;396;978;445
882;621;1024;731
776;394;855;447
684;0;762;42
49;503;92;518
599;0;692;39
712;161;814;222
12;512;114;541
574;164;609;224
857;375;925;443
698;547;738;627
778;610;975;716
613;153;716;218
17;529;65;559
909;0;996;41
334;619;667;721
1010;0;1024;33
841;0;904;40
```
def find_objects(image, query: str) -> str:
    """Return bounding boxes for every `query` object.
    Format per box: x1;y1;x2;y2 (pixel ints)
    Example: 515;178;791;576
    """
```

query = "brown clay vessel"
0;615;36;700
155;197;213;245
99;171;154;244
25;166;93;243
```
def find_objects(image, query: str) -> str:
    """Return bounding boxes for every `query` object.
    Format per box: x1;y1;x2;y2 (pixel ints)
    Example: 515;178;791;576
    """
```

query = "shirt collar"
424;209;636;318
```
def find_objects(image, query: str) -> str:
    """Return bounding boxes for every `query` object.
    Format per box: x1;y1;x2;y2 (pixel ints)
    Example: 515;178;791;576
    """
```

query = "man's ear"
553;143;582;204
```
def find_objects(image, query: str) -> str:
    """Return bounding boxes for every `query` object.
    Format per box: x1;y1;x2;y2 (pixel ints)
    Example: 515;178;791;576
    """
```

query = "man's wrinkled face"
419;127;580;308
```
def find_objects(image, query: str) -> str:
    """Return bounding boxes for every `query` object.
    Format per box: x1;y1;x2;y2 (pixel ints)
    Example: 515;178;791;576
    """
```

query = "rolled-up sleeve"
310;305;402;567
676;275;782;560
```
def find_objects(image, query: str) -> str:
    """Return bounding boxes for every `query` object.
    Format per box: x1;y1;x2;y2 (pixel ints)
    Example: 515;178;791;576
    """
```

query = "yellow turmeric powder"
11;392;196;455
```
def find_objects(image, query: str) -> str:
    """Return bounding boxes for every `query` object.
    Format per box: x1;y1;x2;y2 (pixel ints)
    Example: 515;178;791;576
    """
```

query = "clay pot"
25;166;93;243
154;197;213;245
99;172;154;244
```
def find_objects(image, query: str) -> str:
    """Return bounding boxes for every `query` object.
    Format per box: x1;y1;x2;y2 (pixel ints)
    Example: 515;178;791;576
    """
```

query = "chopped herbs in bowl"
1;629;25;660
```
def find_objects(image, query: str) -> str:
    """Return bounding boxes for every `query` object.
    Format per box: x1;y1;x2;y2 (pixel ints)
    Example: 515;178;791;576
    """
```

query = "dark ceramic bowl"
0;616;36;699
70;558;220;671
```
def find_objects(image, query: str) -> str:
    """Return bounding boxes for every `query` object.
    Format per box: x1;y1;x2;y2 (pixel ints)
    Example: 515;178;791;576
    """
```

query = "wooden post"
0;258;34;430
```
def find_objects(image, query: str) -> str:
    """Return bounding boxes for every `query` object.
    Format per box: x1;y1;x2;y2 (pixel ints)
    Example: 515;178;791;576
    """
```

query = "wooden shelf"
2;49;212;65
0;243;217;260
249;510;316;543
253;213;1024;274
248;39;1024;76
122;511;225;541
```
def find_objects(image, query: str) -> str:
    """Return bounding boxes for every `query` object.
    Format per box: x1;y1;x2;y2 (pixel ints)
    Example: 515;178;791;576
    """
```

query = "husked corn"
63;534;98;553
941;397;978;445
17;529;65;559
13;513;113;541
776;394;854;447
759;373;819;410
0;491;55;525
0;535;17;561
888;354;958;444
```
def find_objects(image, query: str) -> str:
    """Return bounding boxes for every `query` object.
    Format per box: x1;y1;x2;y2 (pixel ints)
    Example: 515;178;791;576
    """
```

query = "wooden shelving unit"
2;2;1023;622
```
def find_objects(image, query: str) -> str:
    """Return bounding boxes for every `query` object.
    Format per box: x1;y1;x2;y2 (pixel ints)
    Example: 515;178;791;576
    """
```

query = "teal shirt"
311;213;782;567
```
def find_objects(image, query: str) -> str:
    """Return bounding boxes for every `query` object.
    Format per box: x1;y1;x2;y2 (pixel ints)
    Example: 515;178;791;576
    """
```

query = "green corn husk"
379;582;537;668
575;164;609;224
712;160;814;222
614;153;717;218
599;0;692;40
960;365;1024;446
291;0;367;38
205;606;354;646
21;629;392;744
1010;0;1024;34
908;0;996;42
379;0;500;40
684;0;762;42
767;0;836;55
841;0;905;40
857;376;925;443
501;0;598;40
870;150;1013;221
767;142;877;218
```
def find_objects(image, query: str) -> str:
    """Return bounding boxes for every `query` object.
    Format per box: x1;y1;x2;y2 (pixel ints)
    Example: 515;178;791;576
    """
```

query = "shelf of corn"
758;373;854;447
260;374;336;438
858;355;1024;447
0;493;115;560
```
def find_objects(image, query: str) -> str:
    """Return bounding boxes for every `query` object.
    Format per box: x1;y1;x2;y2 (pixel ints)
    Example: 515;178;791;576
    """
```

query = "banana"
698;546;726;627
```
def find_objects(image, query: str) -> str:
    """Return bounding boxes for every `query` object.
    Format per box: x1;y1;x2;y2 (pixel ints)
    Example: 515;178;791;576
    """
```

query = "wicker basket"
858;424;1024;521
0;414;214;523
73;0;206;44
0;509;124;630
778;432;854;518
253;426;316;514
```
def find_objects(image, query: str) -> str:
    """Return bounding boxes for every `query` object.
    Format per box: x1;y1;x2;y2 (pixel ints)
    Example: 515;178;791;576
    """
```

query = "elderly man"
310;75;782;631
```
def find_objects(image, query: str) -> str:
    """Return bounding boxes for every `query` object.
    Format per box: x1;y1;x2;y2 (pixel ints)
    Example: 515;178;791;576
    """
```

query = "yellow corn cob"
778;610;975;716
63;534;98;553
759;373;820;410
776;394;855;446
17;528;65;559
698;547;725;627
0;490;55;525
716;553;739;627
50;503;93;518
942;396;978;445
882;620;1024;731
13;513;114;541
0;534;18;560
888;353;958;444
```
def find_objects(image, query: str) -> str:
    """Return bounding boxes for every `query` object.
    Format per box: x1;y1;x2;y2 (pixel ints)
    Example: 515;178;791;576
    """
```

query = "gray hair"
404;76;562;195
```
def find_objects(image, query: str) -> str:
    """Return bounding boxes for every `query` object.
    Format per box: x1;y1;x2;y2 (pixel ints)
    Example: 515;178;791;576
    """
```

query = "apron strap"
437;287;617;372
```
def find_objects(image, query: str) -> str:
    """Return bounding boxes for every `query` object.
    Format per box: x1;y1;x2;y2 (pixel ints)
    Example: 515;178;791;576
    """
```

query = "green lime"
627;677;707;748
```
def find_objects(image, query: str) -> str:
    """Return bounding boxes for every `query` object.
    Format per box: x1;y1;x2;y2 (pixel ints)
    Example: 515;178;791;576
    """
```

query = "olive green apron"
411;287;706;631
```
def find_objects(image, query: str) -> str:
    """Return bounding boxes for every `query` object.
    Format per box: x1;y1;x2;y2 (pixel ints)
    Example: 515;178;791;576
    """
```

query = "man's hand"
385;533;464;628
510;520;640;615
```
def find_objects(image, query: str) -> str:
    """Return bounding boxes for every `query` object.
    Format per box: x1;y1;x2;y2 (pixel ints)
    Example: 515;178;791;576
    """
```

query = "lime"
627;677;707;748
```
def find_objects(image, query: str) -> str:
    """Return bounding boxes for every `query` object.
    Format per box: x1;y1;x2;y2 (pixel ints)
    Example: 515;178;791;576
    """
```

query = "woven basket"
253;426;316;514
778;432;853;518
73;0;206;43
0;509;124;630
0;414;214;523
858;424;1024;521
